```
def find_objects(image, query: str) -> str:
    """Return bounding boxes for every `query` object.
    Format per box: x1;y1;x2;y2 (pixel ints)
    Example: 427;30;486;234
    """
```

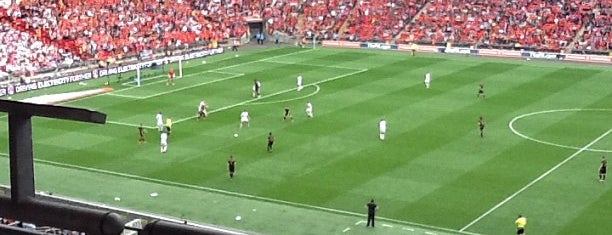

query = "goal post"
179;59;183;78
134;58;183;87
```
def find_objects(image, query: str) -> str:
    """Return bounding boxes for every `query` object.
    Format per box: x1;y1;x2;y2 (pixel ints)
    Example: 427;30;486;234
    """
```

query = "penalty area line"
246;84;320;106
106;120;155;129
173;68;367;124
460;129;612;232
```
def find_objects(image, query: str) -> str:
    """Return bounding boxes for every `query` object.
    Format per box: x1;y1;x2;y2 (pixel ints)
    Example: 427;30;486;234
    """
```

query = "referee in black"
366;199;378;227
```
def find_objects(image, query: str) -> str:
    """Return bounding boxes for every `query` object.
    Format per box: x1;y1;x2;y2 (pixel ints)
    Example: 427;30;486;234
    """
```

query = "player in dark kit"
478;116;485;138
366;199;378;227
600;156;607;182
138;124;146;144
477;83;485;98
228;155;236;179
283;107;293;121
252;79;261;98
267;132;275;152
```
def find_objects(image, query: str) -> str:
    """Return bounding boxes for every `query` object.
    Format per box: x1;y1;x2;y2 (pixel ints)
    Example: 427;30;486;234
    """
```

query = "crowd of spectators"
575;0;610;52
300;0;354;40
1;0;251;77
343;0;426;42
256;0;300;36
0;8;69;78
1;0;610;77
399;0;600;52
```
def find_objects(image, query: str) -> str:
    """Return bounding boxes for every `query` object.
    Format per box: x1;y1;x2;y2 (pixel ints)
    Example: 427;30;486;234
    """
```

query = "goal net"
134;59;183;87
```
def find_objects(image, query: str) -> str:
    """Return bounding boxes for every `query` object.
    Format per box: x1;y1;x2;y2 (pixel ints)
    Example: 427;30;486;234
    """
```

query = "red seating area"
0;8;66;76
254;0;300;36
301;0;354;39
9;0;249;63
344;0;426;42
399;0;596;52
575;1;611;51
1;0;611;75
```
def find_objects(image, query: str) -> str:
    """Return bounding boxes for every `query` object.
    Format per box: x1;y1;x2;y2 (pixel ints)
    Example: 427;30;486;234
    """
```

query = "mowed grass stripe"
154;57;449;196
29;52;373;180
69;50;365;126
467;93;612;234
1;47;611;235
461;129;611;232
249;61;505;205
390;66;601;228
0;153;475;235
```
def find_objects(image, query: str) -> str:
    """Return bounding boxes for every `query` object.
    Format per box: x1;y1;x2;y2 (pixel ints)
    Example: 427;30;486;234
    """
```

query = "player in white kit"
305;101;313;118
198;100;208;120
240;110;250;128
379;119;387;140
155;112;164;132
297;74;303;91
424;72;431;89
160;128;168;153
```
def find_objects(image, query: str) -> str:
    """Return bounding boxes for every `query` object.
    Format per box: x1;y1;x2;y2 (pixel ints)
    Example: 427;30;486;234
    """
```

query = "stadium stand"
0;0;250;75
1;0;610;77
0;8;67;78
258;0;300;36
344;0;427;42
574;0;611;53
398;0;601;52
301;0;354;40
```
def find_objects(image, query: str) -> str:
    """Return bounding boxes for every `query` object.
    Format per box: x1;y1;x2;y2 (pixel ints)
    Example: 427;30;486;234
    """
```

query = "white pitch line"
402;227;415;231
79;49;314;103
106;121;155;129
460;129;612;232
121;73;168;86
172;68;368;124
261;60;364;71
4;184;248;235
425;232;437;235
104;93;142;99
0;153;472;234
382;224;393;228
509;109;612;153
116;72;205;93
138;73;244;99
108;49;311;98
210;71;245;76
342;227;351;233
0;50;313;129
246;84;320;106
108;71;246;100
355;220;366;225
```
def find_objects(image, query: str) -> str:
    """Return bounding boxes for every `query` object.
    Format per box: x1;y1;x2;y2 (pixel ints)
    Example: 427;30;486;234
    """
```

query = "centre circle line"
508;108;612;153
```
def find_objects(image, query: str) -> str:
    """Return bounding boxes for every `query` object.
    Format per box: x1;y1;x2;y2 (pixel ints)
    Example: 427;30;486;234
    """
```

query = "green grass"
1;46;611;234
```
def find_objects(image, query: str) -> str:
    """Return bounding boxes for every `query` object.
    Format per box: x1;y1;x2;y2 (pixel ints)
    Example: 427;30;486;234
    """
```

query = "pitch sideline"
0;152;476;235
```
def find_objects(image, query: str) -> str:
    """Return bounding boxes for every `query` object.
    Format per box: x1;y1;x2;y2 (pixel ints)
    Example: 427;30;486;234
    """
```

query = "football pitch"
0;46;611;234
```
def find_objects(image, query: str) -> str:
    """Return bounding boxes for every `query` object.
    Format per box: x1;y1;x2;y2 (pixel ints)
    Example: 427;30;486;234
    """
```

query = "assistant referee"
515;214;527;234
